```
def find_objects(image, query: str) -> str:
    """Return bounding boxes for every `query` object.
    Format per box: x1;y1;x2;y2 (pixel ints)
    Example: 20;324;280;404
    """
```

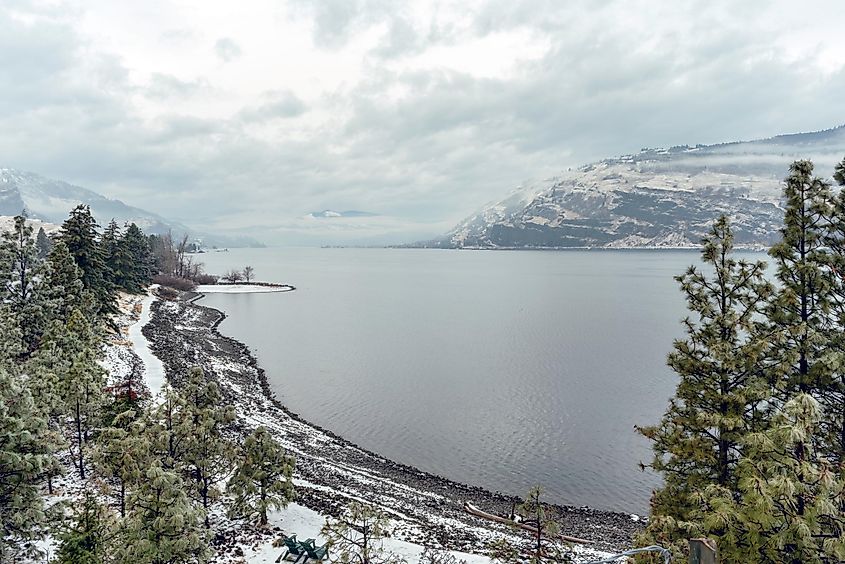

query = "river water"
198;247;764;514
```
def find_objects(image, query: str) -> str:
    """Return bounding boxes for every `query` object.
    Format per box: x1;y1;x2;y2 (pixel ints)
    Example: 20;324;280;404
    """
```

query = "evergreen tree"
508;486;565;564
64;309;108;479
106;368;147;421
116;464;209;564
321;501;404;564
102;219;133;292
0;214;49;356
55;489;115;564
0;368;56;561
43;241;94;325
179;368;235;526
636;217;774;553
149;385;192;468
227;426;294;526
767;160;836;400
35;226;52;259
58;204;116;316
0;305;22;373
698;394;845;563
123;223;154;292
32;309;107;478
826;156;845;464
94;410;151;518
765;160;844;546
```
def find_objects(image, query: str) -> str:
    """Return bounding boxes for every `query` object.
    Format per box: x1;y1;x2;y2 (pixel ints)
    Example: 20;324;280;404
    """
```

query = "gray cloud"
146;73;209;99
160;28;195;44
214;37;242;62
238;90;308;122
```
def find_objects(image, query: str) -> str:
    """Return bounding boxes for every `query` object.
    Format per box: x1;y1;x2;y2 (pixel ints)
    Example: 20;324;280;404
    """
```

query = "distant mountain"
0;168;263;248
308;210;378;218
422;125;845;249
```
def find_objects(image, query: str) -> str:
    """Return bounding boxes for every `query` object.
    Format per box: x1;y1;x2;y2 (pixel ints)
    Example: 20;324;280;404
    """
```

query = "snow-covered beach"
196;283;295;294
109;284;642;562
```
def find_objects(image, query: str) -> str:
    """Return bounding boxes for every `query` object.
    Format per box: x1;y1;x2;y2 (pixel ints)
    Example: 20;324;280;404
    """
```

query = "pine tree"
825;156;845;464
503;486;566;564
767;160;836;400
65;309;108;479
55;489;115;564
36;226;52;259
0;367;56;561
0;214;49;356
764;160;843;552
123;223;154;292
636;216;774;553
14;304;66;495
227;426;294;526
58;204;116;316
31;309;107;478
106;368;147;422
698;394;845;563
177;367;235;526
116;464;210;564
102;219;133;292
94;410;151;517
320;501;404;564
43;241;95;325
0;305;22;373
148;385;192;468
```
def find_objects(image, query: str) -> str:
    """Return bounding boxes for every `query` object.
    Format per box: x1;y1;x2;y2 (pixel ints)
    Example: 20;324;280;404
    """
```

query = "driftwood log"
463;502;595;545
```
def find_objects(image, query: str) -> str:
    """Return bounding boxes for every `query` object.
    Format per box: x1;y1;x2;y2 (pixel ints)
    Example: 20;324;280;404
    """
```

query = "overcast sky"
1;0;844;244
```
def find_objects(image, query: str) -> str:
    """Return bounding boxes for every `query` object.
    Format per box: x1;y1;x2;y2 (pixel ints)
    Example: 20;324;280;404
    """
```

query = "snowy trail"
127;290;166;396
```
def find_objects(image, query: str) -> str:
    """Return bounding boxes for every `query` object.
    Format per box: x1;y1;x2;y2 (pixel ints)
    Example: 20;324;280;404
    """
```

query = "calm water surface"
198;248;764;514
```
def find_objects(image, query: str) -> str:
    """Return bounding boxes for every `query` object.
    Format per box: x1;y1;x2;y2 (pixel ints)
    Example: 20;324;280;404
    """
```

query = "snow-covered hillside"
0;215;60;236
0;168;262;247
428;125;845;249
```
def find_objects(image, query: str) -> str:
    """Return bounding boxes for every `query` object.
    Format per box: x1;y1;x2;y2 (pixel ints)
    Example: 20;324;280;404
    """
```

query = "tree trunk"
202;477;210;528
260;482;267;526
76;398;85;479
120;479;126;518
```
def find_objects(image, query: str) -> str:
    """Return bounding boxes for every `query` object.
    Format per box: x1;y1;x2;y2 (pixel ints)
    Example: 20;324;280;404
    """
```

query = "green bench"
301;539;329;563
276;535;329;563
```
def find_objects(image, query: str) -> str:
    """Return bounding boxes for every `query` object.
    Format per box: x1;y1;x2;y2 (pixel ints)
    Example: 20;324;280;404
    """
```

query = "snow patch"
197;284;292;294
127;289;166;396
236;503;493;564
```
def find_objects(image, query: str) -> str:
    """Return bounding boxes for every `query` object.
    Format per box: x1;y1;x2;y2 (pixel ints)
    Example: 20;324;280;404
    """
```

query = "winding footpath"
127;290;167;396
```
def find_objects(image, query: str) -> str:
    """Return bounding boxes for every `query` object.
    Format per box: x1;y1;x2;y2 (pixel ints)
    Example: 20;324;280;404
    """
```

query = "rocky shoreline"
141;289;644;558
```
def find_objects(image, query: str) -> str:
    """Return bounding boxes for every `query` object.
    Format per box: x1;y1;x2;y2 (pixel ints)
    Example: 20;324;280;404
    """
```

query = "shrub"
156;286;179;300
152;274;197;291
191;273;218;285
222;270;243;283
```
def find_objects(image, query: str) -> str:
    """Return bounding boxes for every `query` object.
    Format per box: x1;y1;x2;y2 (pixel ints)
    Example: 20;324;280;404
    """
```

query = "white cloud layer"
1;0;844;244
